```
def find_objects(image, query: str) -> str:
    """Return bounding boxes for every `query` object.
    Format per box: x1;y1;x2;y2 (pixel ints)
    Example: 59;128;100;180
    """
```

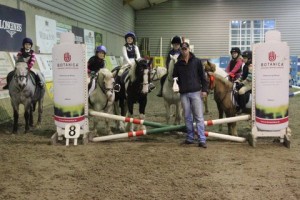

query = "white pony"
89;68;117;135
162;54;182;125
150;66;167;81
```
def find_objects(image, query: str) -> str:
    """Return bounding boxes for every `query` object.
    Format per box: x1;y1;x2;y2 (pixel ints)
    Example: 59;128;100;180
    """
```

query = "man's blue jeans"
180;91;206;143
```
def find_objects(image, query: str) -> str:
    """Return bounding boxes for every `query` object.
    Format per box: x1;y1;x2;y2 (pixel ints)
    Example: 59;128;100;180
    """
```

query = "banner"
56;22;72;44
84;29;95;59
0;51;14;98
52;33;87;128
0;5;26;51
35;15;57;53
95;32;102;47
72;26;84;44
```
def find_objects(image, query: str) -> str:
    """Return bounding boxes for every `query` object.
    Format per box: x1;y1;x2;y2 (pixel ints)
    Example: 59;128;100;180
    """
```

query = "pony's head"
203;60;216;73
166;54;179;81
14;62;29;89
98;68;118;100
135;58;150;94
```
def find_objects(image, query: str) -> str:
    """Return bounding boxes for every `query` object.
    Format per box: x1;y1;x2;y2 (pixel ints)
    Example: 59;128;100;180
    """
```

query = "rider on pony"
157;35;182;97
225;47;243;82
3;37;44;89
235;50;253;114
122;31;155;91
87;45;106;93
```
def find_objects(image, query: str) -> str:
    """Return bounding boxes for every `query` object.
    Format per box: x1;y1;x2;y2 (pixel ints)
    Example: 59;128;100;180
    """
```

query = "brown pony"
207;71;238;136
202;60;216;114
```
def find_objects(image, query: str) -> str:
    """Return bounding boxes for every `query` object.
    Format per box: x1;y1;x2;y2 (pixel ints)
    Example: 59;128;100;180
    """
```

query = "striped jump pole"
205;115;250;126
205;131;246;142
92;125;246;142
290;85;300;89
89;110;250;128
289;91;300;97
89;110;167;128
92;124;186;142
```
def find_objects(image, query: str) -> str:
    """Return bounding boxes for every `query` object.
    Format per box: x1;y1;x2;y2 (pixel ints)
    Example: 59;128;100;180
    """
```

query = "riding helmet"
22;37;33;46
242;50;252;60
95;45;107;54
125;32;136;42
171;36;182;44
230;47;241;55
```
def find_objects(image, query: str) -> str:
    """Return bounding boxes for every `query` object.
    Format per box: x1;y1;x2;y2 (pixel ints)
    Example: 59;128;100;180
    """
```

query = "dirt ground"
0;82;299;200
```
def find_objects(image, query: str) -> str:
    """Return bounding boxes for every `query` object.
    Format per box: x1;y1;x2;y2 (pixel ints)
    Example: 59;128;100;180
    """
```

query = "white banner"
36;54;53;82
56;22;71;44
0;51;14;98
35;15;57;53
84;29;95;59
254;31;289;131
52;41;87;128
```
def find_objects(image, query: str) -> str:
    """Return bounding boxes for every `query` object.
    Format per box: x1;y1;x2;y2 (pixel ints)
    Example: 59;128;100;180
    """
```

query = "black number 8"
69;125;76;136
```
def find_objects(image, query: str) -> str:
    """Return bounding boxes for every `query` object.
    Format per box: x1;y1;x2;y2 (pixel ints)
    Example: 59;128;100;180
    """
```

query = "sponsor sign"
0;5;26;51
52;36;87;128
254;31;289;130
0;51;14;98
84;29;95;59
35;15;57;53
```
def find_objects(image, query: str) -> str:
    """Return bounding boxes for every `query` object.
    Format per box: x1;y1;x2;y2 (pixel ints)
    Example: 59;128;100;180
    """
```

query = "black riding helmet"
22;37;33;47
171;36;182;44
230;47;241;55
242;50;252;60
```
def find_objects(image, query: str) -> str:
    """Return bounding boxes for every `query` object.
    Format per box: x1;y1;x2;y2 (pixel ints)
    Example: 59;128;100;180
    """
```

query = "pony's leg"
12;105;19;134
36;98;44;128
203;96;209;114
126;99;135;131
24;105;31;133
29;104;34;127
105;107;114;135
217;102;224;132
227;122;237;136
137;96;147;130
164;100;171;124
175;102;182;125
113;101;124;132
125;113;134;131
137;114;146;130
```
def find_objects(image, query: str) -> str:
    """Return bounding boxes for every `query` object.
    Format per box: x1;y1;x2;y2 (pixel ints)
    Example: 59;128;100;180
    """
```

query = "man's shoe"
198;142;207;148
181;140;194;145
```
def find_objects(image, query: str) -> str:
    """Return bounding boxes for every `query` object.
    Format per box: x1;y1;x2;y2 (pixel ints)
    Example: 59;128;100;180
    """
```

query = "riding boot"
2;70;15;89
237;94;246;114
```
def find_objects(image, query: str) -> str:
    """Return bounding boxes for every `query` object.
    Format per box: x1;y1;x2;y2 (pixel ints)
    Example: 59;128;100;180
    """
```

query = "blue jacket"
173;52;208;94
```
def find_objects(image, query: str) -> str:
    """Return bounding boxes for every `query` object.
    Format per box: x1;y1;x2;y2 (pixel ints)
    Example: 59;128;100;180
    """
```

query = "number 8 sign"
64;124;80;146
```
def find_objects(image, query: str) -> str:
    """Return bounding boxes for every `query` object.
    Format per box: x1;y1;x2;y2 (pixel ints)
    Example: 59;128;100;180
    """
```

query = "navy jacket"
173;52;208;94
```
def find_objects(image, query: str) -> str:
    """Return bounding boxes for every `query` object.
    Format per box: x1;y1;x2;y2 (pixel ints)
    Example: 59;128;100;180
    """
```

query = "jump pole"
89;110;250;128
289;91;300;97
92;126;246;142
92;124;186;142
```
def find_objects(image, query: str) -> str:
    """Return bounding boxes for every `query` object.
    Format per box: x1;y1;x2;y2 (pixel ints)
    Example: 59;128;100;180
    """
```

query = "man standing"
173;42;208;148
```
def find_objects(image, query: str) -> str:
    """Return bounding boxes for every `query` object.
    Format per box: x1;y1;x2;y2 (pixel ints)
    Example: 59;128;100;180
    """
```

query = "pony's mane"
167;54;178;81
128;58;147;82
213;72;233;88
15;62;28;75
98;68;113;83
203;61;216;72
